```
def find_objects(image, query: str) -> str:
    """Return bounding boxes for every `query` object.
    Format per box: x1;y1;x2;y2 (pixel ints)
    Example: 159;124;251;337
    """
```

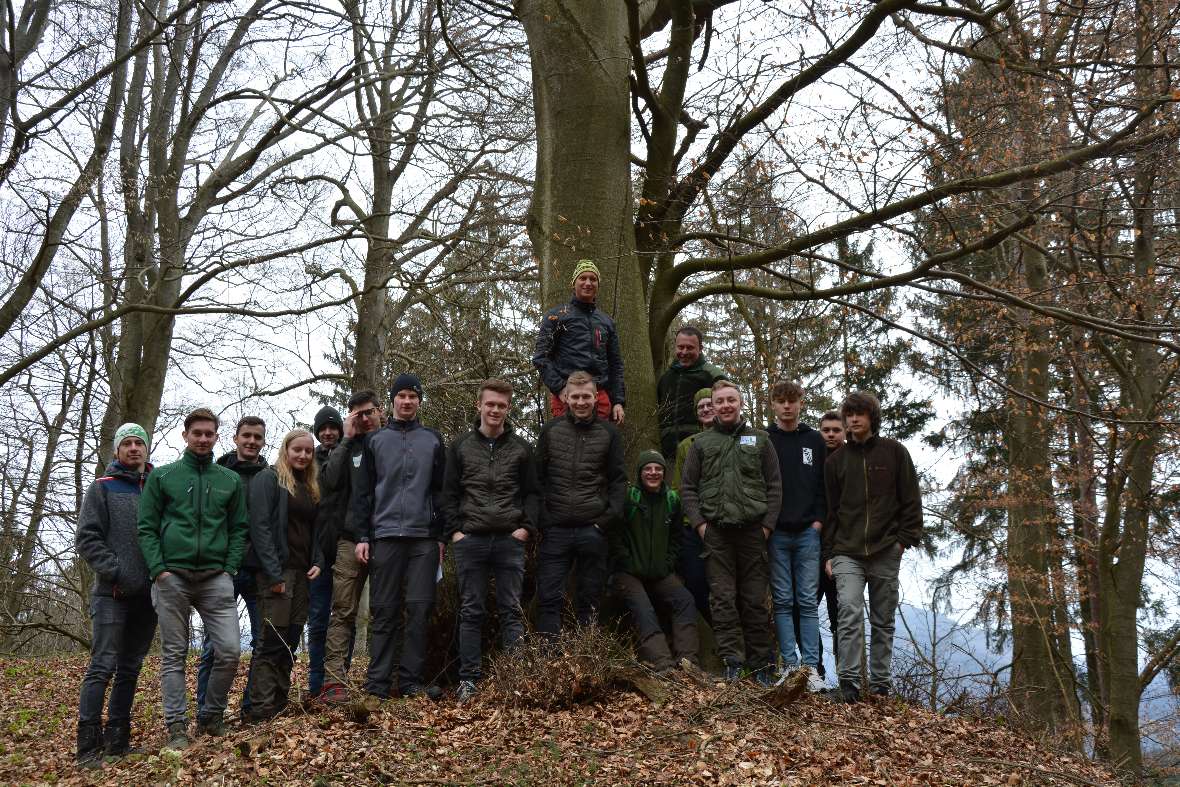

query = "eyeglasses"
354;407;379;419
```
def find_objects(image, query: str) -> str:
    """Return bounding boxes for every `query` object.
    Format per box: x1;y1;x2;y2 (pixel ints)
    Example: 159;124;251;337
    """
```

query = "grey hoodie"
76;461;153;597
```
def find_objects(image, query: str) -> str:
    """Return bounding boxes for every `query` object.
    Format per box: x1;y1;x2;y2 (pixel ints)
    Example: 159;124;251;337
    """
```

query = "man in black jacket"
320;391;382;702
535;370;627;636
824;391;923;703
353;374;447;699
532;259;625;424
766;381;827;692
306;405;343;697
443;379;540;702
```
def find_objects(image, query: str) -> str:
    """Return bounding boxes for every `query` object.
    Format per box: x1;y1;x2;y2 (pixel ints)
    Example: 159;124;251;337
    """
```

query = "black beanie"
391;373;424;401
313;405;344;437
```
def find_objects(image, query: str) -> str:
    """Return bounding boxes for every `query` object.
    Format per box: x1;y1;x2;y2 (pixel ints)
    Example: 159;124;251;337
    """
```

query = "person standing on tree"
656;326;726;460
533;259;626;424
442;379;540;703
823;392;923;703
195;415;266;719
353;374;447;700
319;391;382;702
671;387;716;622
74;424;156;769
138;408;248;749
609;450;699;673
765;380;827;693
306;405;343;698
680;380;781;684
245;429;325;720
535;371;627;636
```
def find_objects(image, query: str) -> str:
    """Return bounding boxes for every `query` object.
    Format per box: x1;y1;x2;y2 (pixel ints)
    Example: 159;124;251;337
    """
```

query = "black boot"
76;722;103;770
103;721;145;758
839;679;861;704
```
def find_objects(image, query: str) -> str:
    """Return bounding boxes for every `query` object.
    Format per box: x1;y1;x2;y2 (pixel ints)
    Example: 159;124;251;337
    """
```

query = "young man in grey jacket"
74;424;156;768
352;374;447;699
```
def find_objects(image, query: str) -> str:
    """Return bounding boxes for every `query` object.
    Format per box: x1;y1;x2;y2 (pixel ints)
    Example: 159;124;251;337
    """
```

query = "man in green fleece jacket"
609;450;698;672
138;407;249;749
823;391;923;704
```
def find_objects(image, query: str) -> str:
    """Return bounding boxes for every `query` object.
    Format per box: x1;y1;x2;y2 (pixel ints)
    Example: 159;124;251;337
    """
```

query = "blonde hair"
274;429;320;503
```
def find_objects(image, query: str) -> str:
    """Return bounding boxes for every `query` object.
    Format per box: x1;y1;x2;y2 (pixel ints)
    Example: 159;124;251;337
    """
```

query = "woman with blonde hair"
245;429;325;720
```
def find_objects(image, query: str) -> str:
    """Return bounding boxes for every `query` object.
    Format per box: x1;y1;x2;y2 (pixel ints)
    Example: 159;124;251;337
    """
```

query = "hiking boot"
401;683;443;701
804;666;828;693
723;661;742;682
319;682;349;705
871;684;891;699
164;721;191;751
838;679;861;704
456;680;478;704
752;666;776;688
76;722;104;770
103;721;147;759
196;713;228;737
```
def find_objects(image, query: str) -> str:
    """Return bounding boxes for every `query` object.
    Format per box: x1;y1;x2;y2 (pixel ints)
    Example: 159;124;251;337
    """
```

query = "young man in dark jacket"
656;326;726;459
74;423;156;768
680;380;782;683
801;410;846;678
766;381;827;692
138;408;249;748
196;415;266;719
609;450;698;672
320;390;382;701
442;379;540;702
532;259;625;424
535;370;627;636
823;392;923;703
353;374;447;699
306;405;343;697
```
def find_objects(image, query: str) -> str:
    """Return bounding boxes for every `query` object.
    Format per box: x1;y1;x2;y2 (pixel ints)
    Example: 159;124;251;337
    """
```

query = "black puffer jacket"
532;297;626;405
442;422;541;539
537;413;626;528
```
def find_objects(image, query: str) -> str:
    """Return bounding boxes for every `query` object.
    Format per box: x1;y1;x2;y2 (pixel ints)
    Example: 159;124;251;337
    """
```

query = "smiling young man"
353;374;447;700
656;326;726;460
532;259;626;424
535;370;626;637
680;380;782;684
823;391;923;703
442;379;540;702
138;408;249;749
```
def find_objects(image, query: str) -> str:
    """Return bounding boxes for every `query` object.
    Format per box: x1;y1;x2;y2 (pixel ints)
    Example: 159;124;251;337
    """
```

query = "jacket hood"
216;451;268;475
767;421;816;436
313;405;344;437
634;448;668;488
102;460;153;483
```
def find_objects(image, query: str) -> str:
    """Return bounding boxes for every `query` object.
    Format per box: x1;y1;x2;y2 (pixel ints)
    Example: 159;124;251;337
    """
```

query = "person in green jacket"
609;450;698;672
137;407;249;750
657;326;726;459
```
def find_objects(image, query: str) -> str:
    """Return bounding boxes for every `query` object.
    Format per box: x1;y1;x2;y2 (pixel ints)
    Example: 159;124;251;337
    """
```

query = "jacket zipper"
197;461;205;567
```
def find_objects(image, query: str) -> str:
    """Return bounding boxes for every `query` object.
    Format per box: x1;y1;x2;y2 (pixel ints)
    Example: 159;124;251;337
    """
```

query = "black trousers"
535;525;608;636
366;537;439;696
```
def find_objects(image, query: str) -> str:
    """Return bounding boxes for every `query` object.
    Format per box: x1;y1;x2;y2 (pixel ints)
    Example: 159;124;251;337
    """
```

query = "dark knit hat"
313;405;343;438
635;448;668;477
391;373;424;401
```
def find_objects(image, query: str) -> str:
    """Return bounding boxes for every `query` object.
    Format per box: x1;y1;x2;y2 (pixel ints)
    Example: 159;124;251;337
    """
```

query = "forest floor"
0;651;1123;786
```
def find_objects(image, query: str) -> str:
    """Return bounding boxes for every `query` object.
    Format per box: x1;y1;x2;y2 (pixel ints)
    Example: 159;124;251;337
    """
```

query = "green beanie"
570;259;601;286
693;387;713;405
113;423;150;454
635;448;667;478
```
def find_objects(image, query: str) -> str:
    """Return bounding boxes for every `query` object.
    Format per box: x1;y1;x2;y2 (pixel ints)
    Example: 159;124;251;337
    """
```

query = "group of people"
72;258;923;768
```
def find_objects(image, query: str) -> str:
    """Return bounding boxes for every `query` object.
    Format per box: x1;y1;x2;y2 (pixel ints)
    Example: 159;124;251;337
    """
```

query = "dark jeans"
793;564;839;678
306;568;333;694
249;569;310;718
197;566;259;714
77;594;157;731
454;532;527;681
702;523;773;670
366;537;439;697
535;525;609;636
676;524;711;623
612;572;698;671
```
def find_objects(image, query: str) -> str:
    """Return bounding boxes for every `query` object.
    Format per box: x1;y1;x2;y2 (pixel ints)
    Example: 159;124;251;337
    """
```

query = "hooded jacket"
657;357;725;441
532;297;626;405
823;434;923;561
215;451;268;506
76;460;153;597
245;466;326;588
137;449;249;579
610;450;682;580
680;418;782;530
442;421;541;539
766;421;827;532
352;417;447;542
536;412;626;529
314;441;347;564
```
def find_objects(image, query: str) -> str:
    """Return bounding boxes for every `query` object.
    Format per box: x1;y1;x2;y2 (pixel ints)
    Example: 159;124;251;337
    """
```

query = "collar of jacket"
388;417;421;432
846;433;879;451
104;460;153;484
670;355;709;372
183;449;214;468
471;418;513;442
563;410;599;428
216;451;267;474
712;417;747;435
568;295;597;312
768;421;813;436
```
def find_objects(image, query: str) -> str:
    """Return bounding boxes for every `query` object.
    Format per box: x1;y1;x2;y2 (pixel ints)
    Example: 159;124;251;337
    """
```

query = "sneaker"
838;679;860;704
804;666;827;693
320;682;349;705
456;680;478;704
164;721;191;751
196;714;227;737
772;666;798;687
723;662;743;682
